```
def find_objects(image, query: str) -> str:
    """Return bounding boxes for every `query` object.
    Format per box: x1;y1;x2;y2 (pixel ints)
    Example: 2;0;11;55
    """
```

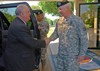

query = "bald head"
15;4;30;22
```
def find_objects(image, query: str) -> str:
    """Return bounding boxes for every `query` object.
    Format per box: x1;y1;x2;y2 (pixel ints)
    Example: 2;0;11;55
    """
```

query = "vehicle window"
0;8;16;23
0;7;33;29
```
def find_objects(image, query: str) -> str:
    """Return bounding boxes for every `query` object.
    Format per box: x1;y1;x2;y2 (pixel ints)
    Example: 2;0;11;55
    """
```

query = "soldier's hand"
78;56;86;63
38;26;42;31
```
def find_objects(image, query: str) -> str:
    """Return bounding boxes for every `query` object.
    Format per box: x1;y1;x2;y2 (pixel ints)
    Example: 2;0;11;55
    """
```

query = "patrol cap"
35;10;43;15
57;1;69;8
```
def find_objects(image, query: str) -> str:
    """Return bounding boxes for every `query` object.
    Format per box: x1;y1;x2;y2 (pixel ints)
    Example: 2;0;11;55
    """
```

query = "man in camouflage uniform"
49;1;88;71
35;10;49;71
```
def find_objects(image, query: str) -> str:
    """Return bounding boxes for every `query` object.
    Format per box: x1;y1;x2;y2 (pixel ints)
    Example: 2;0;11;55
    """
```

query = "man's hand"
78;56;91;64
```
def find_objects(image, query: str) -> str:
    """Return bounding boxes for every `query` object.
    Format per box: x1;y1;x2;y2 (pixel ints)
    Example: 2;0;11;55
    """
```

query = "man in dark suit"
4;4;49;71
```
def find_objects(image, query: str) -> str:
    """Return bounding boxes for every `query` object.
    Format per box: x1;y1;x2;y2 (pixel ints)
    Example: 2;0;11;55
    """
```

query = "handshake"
44;37;51;46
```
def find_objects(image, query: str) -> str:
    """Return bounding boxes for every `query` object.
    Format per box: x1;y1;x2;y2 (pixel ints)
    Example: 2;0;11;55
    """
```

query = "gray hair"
64;3;72;10
59;3;72;11
15;4;28;16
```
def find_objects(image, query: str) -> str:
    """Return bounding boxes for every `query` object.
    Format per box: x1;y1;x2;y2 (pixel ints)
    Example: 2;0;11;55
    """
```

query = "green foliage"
27;20;32;29
46;18;53;26
81;12;94;28
70;2;74;12
38;2;58;16
31;5;40;10
38;1;74;16
51;19;58;27
4;13;16;23
80;4;96;28
46;17;58;27
85;0;94;2
84;17;94;28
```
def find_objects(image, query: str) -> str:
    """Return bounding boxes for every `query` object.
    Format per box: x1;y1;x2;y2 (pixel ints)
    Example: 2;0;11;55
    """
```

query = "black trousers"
34;48;41;69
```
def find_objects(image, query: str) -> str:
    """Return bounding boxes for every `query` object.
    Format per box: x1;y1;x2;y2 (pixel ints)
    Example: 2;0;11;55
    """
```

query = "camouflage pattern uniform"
50;14;88;71
38;18;49;64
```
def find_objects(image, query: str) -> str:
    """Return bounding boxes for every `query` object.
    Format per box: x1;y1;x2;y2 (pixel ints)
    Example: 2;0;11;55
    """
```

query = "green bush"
84;17;94;28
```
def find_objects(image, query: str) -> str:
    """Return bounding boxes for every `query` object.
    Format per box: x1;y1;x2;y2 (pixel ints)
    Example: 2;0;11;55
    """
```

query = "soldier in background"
35;10;49;71
49;1;88;71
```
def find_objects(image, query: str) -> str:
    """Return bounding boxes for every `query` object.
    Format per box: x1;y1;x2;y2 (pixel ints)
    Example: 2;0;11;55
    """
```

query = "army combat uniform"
38;18;49;65
50;14;88;71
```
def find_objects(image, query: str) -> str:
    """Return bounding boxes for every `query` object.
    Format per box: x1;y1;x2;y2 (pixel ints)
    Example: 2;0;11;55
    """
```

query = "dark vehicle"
0;2;41;71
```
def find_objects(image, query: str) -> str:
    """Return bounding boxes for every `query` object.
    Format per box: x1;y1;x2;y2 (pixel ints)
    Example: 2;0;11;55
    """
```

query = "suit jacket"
4;17;46;71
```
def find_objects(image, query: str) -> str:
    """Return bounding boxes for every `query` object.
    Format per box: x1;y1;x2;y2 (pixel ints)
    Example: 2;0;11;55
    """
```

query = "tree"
4;13;16;23
38;2;58;16
38;1;74;16
82;0;96;28
31;5;40;10
38;0;94;16
85;0;94;2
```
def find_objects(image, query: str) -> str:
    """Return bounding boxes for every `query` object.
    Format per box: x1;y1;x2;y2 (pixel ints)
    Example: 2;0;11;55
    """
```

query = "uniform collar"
66;14;74;21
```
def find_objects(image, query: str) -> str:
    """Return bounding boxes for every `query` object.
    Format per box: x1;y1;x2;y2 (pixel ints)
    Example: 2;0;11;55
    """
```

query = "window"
79;3;100;48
